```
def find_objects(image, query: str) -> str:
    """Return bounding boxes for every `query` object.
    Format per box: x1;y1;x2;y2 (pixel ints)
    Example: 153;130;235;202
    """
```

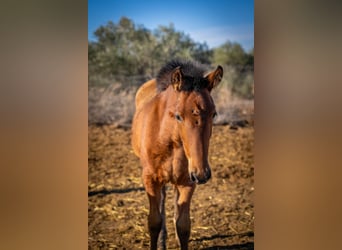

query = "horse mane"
156;59;209;92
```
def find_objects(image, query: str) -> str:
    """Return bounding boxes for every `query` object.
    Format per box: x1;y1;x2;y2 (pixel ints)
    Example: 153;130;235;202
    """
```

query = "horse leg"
144;175;163;250
174;184;195;250
158;185;167;250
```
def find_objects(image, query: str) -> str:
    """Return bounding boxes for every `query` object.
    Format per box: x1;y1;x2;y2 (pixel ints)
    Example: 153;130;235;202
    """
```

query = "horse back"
135;79;157;111
132;79;158;158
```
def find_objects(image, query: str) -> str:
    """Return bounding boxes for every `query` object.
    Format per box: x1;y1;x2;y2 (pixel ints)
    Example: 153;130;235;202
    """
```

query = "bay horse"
132;60;223;250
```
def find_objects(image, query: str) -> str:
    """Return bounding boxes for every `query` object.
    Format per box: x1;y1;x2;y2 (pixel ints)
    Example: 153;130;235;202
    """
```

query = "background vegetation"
88;17;254;125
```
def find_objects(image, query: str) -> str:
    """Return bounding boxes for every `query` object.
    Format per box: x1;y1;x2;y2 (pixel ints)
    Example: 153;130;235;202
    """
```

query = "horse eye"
213;112;218;119
175;114;183;122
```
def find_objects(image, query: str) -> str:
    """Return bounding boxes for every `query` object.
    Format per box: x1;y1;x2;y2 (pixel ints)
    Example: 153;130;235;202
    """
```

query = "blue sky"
88;0;254;51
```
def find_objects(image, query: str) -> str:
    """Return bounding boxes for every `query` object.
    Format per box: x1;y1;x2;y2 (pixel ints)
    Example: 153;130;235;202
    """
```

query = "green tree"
213;41;249;67
89;18;213;84
212;42;254;99
88;17;253;99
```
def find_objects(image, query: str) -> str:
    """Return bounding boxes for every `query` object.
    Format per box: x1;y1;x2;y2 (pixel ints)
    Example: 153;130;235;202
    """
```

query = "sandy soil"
88;124;254;249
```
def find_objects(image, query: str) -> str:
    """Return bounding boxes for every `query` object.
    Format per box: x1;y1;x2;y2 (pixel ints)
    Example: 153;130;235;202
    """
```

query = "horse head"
169;64;223;184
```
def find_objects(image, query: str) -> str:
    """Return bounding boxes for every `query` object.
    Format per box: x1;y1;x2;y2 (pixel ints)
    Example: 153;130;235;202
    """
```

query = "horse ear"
171;66;183;91
205;65;223;91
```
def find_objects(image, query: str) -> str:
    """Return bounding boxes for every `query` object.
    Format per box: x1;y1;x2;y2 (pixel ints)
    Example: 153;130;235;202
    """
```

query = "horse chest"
153;145;188;183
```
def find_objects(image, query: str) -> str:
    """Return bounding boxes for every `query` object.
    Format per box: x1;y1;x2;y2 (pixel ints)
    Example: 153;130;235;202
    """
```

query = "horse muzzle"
190;167;211;184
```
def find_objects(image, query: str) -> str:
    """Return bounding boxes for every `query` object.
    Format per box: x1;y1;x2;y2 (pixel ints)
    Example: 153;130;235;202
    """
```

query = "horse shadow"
191;232;254;250
201;242;254;250
88;187;145;197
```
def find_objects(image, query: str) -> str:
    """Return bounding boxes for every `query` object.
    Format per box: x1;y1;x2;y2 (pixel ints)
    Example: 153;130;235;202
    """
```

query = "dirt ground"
88;124;254;250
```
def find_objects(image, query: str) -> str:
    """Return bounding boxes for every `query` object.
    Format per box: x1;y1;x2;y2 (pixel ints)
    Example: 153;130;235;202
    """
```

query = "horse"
131;59;223;250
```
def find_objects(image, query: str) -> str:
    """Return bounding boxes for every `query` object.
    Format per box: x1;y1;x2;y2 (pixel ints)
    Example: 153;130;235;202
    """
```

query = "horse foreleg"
144;176;163;250
174;184;195;250
158;185;167;250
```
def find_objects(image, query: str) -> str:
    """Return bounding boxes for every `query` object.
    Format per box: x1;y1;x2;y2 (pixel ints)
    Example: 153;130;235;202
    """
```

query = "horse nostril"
190;172;198;183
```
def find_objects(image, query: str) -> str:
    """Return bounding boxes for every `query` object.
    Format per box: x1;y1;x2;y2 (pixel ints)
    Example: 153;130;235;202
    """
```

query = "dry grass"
88;80;253;127
88;83;138;126
211;83;254;125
